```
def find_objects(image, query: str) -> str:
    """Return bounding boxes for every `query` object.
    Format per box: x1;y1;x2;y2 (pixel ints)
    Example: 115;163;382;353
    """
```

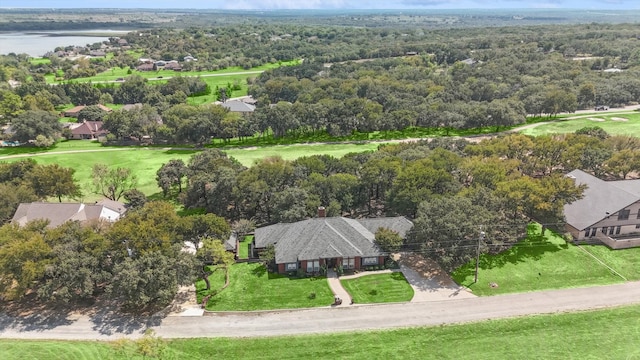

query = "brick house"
252;208;413;274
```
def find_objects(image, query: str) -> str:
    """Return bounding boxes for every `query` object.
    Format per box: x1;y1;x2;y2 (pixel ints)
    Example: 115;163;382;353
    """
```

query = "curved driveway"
1;280;640;340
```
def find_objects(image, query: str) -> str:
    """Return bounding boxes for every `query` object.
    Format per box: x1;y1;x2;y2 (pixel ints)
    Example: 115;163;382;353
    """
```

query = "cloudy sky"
2;0;638;9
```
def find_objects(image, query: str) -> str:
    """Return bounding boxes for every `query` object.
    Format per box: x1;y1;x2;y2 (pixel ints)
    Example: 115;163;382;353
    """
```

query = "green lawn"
29;57;51;65
45;60;300;84
196;262;334;311
2;304;640;359
520;112;640;137
341;272;414;303
0;141;380;200
452;224;624;296
579;244;640;280
238;236;252;259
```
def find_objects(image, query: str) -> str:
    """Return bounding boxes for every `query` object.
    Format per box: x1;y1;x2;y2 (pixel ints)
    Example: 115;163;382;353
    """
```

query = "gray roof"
12;201;126;228
221;100;255;113
225;232;237;252
564;170;640;230
254;216;413;264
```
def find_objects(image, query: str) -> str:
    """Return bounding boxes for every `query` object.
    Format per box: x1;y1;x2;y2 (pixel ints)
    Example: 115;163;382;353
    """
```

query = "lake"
0;30;131;57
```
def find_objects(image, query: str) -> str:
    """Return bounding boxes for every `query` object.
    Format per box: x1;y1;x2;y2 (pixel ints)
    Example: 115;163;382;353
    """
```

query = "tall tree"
28;164;81;202
91;164;137;201
156;159;187;197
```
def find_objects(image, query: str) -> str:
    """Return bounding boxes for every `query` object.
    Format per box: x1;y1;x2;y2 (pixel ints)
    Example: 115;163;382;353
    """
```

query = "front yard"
341;272;414;304
196;262;334;311
452;224;625;296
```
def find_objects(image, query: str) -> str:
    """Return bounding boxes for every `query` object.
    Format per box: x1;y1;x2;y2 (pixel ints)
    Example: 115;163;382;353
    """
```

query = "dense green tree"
156;159;187;197
28;163;81;202
10;110;61;143
374;227;403;253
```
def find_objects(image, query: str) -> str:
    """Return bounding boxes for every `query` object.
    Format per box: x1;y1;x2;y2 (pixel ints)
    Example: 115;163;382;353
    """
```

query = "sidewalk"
326;270;352;307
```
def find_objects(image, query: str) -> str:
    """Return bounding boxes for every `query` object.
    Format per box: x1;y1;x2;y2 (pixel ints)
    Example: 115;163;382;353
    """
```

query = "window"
286;263;297;271
362;257;378;266
618;209;630;221
615;226;621;235
584;228;590;238
636;224;640;229
637;211;640;219
602;227;608;234
306;260;319;272
590;228;597;237
609;227;615;235
343;258;355;269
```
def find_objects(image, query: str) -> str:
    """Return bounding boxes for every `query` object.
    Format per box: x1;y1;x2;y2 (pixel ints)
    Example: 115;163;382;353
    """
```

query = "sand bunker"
588;117;605;122
610;117;628;121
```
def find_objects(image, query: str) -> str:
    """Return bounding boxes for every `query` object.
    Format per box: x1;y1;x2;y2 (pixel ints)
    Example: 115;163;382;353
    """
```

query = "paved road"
2;281;639;340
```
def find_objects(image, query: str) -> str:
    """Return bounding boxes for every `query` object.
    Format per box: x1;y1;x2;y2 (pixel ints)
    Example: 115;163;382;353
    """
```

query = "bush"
308;292;316;299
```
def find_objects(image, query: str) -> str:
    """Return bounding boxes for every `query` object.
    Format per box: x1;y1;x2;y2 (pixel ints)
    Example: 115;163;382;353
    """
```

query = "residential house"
63;104;112;118
164;61;182;71
564;169;640;249
12;200;127;229
68;120;107;140
89;50;106;57
252;208;413;274
220;100;256;114
136;63;155;72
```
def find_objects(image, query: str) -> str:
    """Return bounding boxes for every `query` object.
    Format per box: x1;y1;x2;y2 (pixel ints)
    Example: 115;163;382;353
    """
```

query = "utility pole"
474;227;486;284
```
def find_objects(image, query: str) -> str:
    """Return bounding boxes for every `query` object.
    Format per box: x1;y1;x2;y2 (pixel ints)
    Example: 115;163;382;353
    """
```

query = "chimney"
318;206;326;218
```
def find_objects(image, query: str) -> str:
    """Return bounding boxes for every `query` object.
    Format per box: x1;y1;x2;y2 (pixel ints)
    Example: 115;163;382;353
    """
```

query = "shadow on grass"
0;146;50;156
390;272;408;282
455;225;568;286
252;265;267;277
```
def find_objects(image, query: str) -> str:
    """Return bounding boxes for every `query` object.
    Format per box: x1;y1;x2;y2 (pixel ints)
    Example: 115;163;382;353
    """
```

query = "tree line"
156;129;638;270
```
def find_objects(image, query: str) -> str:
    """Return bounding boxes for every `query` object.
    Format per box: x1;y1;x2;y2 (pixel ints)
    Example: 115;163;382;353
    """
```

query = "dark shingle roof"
254;216;412;264
564;169;640;230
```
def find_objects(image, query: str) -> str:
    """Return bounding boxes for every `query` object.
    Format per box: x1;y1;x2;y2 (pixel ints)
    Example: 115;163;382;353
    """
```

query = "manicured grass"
520;112;640;137
579;244;640;281
0;142;380;200
2;304;640;359
45;60;300;84
341;272;414;303
196;262;334;311
238;236;252;259
29;57;51;65
187;74;251;105
452;224;623;296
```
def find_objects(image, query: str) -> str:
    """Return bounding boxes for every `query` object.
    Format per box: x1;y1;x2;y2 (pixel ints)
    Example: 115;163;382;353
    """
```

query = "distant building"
12;200;127;229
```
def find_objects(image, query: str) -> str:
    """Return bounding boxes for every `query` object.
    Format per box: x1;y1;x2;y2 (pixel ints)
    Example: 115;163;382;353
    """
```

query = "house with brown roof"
68;120;107;140
136;63;156;72
12;200;127;229
63;104;112;118
564;169;640;249
252;208;413;274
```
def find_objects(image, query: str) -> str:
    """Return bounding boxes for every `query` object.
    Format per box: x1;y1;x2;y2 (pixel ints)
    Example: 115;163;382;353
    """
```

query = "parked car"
594;105;609;111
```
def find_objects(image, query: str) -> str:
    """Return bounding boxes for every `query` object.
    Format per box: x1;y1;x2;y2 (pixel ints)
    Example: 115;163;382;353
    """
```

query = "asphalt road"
2;280;640;340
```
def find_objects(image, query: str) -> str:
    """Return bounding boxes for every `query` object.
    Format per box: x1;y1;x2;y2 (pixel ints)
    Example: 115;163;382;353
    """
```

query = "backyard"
341;272;414;304
196;262;334;311
452;224;629;296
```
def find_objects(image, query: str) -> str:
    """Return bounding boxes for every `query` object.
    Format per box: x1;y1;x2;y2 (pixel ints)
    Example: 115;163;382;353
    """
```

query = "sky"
2;0;638;10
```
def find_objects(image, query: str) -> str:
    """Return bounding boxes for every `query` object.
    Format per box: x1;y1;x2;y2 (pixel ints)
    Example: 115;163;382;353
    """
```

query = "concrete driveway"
396;253;475;302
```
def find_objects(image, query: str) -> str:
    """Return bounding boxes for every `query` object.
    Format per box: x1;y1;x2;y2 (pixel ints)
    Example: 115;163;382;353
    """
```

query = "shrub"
308;292;316;300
